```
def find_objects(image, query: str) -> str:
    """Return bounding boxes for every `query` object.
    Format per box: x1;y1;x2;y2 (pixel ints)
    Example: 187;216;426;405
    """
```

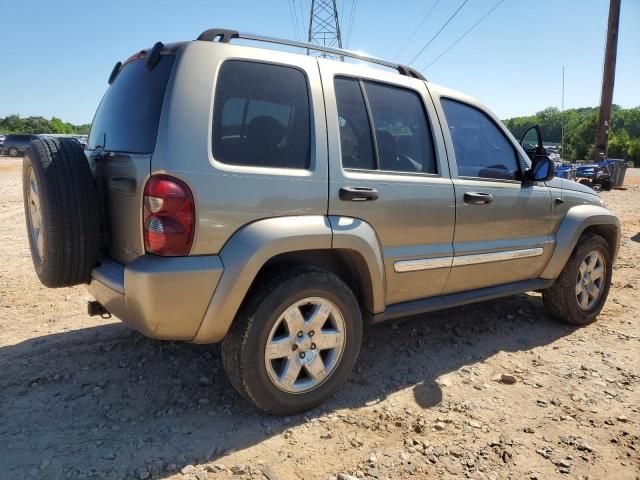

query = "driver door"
430;93;554;294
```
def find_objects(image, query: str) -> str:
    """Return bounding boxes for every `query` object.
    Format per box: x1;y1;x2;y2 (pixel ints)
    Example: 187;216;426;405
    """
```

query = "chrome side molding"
394;256;453;272
394;248;544;273
452;248;544;267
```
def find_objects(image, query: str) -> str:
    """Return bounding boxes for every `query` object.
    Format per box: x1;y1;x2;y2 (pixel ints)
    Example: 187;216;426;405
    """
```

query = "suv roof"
115;28;426;85
194;28;427;81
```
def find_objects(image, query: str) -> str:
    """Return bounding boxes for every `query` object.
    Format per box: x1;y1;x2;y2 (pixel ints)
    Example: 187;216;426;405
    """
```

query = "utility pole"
561;66;565;161
593;0;621;160
308;0;343;59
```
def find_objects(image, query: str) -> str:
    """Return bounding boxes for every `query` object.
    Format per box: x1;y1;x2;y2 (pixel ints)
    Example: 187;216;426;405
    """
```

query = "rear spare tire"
23;137;100;287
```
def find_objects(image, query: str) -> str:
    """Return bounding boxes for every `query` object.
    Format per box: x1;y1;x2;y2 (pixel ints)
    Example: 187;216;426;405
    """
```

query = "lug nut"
310;343;316;350
299;352;306;359
297;331;303;338
291;344;298;351
308;330;315;337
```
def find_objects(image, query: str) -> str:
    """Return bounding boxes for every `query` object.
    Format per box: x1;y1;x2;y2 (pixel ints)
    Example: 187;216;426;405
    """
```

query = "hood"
560;178;600;196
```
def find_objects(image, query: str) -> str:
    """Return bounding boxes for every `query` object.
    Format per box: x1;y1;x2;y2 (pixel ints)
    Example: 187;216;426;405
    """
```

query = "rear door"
85;52;176;264
430;89;554;293
321;60;455;306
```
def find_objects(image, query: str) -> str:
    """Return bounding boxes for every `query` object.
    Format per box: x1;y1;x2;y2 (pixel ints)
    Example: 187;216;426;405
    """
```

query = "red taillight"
143;175;195;256
122;50;146;66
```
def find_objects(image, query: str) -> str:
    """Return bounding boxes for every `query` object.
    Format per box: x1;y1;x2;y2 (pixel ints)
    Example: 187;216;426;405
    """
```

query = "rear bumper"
87;255;223;340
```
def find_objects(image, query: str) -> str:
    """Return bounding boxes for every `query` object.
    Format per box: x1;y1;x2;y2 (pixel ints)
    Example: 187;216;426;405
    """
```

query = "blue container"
555;164;576;180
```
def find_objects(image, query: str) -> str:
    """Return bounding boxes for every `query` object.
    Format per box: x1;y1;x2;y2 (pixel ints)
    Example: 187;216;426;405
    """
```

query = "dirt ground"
1;157;638;480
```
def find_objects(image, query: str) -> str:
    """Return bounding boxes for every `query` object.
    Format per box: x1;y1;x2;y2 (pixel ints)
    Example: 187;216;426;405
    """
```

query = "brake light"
123;50;146;66
143;175;195;256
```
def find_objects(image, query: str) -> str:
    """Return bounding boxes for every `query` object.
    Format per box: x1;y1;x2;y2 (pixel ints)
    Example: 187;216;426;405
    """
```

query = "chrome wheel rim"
27;167;44;263
575;250;606;310
264;296;346;394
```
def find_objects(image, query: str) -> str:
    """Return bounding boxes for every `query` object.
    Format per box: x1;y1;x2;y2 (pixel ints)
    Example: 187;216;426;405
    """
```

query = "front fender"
540;205;620;280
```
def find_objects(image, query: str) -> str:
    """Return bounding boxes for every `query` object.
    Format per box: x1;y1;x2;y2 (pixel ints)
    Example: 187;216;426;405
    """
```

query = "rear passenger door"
320;60;455;306
431;92;554;294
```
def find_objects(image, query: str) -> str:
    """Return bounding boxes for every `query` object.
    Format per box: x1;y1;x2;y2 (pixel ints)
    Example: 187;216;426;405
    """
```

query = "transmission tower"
307;0;343;58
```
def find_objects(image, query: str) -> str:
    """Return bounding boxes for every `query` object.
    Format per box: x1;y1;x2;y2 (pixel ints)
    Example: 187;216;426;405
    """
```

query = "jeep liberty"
22;29;620;414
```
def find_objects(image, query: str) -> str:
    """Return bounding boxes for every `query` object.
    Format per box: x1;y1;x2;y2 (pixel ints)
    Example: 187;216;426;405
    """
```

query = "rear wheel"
222;266;362;415
9;147;19;157
542;233;612;325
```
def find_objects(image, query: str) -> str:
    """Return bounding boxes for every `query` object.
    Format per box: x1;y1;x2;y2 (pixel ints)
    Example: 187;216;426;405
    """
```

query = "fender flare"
540;204;620;280
193;215;386;343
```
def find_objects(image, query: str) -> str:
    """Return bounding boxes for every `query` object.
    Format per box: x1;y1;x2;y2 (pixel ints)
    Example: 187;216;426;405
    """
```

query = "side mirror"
520;125;547;161
525;155;555;183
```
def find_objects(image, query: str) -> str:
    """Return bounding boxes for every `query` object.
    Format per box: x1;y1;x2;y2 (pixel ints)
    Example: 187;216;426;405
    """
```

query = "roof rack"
196;28;426;81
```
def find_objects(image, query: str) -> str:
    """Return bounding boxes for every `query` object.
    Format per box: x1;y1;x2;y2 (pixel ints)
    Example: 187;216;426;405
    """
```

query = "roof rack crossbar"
196;28;426;81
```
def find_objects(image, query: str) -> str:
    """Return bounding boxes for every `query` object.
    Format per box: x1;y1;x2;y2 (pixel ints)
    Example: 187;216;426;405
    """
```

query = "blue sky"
0;0;638;124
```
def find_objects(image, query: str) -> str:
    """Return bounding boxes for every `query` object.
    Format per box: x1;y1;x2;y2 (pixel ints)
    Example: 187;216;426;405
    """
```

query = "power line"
407;0;469;66
339;0;347;30
394;0;441;60
287;0;301;40
421;0;505;71
345;0;358;47
293;0;308;40
294;0;306;40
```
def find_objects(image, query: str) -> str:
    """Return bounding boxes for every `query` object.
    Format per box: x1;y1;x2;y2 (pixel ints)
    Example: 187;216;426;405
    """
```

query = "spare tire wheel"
23;137;100;287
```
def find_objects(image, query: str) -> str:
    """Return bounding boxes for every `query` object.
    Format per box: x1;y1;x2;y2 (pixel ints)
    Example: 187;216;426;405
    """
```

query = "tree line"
2;106;639;164
0;115;90;136
503;105;640;164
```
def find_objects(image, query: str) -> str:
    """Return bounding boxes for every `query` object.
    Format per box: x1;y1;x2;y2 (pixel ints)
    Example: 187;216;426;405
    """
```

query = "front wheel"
542;233;612;325
9;147;19;157
222;266;362;415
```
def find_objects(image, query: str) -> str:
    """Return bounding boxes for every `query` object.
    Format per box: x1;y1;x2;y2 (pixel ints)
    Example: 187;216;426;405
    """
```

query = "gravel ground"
0;157;638;480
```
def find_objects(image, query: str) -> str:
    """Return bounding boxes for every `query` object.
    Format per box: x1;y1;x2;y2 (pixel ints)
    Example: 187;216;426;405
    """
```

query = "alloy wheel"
264;297;346;394
27;167;44;262
575;250;606;310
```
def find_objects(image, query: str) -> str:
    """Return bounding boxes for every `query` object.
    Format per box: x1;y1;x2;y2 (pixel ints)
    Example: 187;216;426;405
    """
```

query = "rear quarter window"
88;55;175;153
212;60;311;169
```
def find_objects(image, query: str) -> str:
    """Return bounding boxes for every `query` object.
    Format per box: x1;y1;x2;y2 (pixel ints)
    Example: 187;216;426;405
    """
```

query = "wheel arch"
258;247;379;315
193;215;385;343
540;204;620;280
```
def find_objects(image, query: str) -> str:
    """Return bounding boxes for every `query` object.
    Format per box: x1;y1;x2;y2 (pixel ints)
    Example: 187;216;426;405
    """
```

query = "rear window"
88;55;175;153
212;60;311;169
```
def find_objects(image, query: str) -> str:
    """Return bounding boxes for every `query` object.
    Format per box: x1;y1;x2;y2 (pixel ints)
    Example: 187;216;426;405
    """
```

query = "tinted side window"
212;61;310;169
334;78;436;174
88;55;175;153
334;78;376;170
441;99;519;180
364;82;436;174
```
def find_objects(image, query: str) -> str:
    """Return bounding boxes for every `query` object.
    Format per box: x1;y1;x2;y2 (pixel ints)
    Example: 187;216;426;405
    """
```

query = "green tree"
607;129;630;159
50;117;74;134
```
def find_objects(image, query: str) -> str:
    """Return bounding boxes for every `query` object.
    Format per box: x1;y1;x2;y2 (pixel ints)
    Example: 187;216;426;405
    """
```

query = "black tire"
578;179;593;188
222;266;363;415
9;147;19;157
600;178;613;191
542;233;612;325
22;137;100;288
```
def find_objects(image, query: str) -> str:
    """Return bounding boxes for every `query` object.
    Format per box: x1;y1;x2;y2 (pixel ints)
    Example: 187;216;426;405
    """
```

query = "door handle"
339;186;379;201
464;191;493;205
